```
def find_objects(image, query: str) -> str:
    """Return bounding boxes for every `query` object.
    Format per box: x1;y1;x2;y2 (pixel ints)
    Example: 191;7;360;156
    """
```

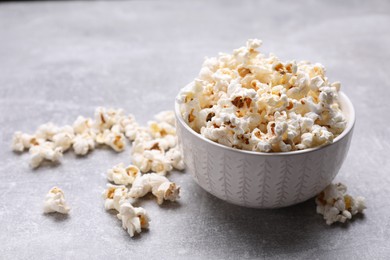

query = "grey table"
0;0;389;259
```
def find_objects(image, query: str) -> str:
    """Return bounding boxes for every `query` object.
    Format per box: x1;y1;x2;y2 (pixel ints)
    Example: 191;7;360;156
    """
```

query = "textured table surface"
1;0;390;259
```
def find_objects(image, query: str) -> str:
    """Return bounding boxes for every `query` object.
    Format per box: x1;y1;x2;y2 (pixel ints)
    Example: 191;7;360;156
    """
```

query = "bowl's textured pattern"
177;121;353;208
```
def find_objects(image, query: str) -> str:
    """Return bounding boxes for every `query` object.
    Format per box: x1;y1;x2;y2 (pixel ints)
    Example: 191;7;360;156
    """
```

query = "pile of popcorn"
13;108;184;237
101;110;183;237
315;183;366;225
177;39;347;152
11;107;134;168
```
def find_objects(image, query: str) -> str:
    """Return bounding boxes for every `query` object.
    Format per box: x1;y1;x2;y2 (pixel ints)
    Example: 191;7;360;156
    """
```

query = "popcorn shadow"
43;212;70;222
32;160;62;170
197;191;336;256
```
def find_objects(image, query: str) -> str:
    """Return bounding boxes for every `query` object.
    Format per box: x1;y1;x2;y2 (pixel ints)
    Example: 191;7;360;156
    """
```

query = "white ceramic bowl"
175;92;355;208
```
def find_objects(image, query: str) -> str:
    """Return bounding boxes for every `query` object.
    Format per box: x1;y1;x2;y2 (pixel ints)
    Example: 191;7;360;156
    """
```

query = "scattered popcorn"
129;173;180;205
177;39;347;152
102;184;129;211
117;201;150;237
12;108;185;237
43;187;70;214
316;183;366;225
107;163;141;186
29;142;63;168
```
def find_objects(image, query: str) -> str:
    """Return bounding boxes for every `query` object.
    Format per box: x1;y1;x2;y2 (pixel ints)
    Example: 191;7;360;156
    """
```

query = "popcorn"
177;39;347;152
73;132;95;155
104;131;126;152
29;142;63;168
107;163;141;186
316;183;366;225
11;132;41;152
93;107;124;131
143;150;173;175
165;147;185;171
117;202;150;237
102;184;129;211
73;116;93;134
52;126;74;152
148;121;176;139
154;110;176;126
129;173;180;205
43;187;70;214
35;123;59;141
120;115;139;141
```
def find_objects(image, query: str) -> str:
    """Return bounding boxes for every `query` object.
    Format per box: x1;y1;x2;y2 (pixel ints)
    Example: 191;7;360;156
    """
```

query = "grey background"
0;0;389;259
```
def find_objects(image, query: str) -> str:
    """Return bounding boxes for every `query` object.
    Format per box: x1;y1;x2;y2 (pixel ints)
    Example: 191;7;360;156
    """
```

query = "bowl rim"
174;91;355;156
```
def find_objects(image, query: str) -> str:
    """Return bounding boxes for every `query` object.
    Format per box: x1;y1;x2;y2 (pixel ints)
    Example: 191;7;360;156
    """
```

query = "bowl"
175;91;355;208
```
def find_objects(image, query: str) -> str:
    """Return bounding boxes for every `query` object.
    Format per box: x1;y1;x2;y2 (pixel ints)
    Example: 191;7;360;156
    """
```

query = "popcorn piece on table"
11;131;41;152
93;107;124;132
119;115;139;141
165;147;185;171
43;187;70;214
35;122;59;141
29;142;63;168
52;125;75;152
154;110;176;126
102;184;129;211
73;131;95;156
73;116;93;134
132;149;173;175
107;163;141;186
96;129;126;152
148;120;176;139
117;202;150;237
129;173;180;205
143;150;173;175
316;183;366;225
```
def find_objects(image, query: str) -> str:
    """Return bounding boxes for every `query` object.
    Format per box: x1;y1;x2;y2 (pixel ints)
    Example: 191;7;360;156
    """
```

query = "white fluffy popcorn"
117;202;150;237
29;142;63;168
316;183;366;225
43;187;71;214
73;132;95;155
52;125;74;152
96;130;126;152
177;39;347;152
93;107;124;131
73;116;93;134
35;123;59;141
11;132;41;152
165;147;185;171
107;163;141;186
154;110;176;126
129;173;180;205
102;184;129;211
